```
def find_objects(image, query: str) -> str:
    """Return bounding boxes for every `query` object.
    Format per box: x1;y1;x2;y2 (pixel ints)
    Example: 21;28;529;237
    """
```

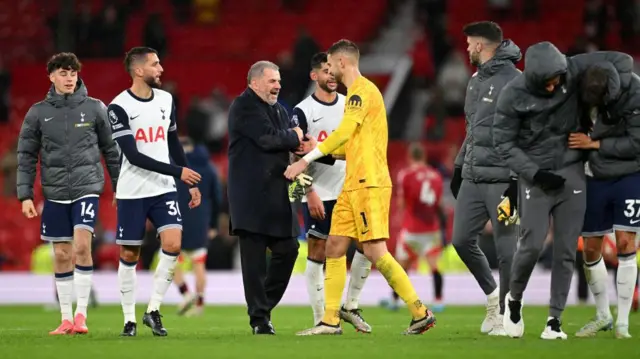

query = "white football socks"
147;250;179;313
74;265;93;317
305;259;325;325
584;256;612;320
344;250;371;311
55;272;74;322
616;254;638;327
118;259;137;324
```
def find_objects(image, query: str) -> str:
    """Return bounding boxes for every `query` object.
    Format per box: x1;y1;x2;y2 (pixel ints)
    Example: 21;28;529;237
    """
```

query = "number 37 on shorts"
329;187;392;242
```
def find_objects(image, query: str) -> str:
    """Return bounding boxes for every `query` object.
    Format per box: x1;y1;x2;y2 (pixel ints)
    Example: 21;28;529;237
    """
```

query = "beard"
144;75;161;89
469;51;481;67
318;81;336;94
332;71;343;84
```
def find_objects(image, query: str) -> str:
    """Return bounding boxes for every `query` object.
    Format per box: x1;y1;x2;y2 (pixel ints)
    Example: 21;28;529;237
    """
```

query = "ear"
310;70;318;81
48;73;55;83
134;66;144;77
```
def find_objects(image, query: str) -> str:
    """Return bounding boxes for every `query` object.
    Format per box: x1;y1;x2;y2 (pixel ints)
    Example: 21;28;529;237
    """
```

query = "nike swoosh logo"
312;117;323;123
130;115;140;120
83;219;92;223
630;219;640;224
573;190;583;194
361;230;369;235
44;117;53;122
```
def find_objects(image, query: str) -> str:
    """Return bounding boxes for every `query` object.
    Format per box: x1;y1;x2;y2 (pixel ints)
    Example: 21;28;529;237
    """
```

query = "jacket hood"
478;39;522;78
45;78;88;108
585;61;622;106
524;42;568;95
186;144;211;166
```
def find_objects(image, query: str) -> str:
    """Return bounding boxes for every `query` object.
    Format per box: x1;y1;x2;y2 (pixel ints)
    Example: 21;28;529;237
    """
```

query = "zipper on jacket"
65;107;71;199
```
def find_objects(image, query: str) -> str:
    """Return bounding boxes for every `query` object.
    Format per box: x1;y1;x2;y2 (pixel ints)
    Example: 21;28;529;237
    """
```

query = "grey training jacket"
17;79;120;201
455;39;522;183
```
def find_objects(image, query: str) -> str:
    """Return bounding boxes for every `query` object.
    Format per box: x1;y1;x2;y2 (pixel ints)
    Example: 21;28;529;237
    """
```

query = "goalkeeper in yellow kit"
285;39;437;335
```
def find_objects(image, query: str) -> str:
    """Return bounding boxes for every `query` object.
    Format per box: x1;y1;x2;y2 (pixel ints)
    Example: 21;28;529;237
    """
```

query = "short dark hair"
463;21;503;44
581;66;609;106
409;142;425;162
327;39;360;59
124;47;158;74
310;52;328;70
47;52;82;74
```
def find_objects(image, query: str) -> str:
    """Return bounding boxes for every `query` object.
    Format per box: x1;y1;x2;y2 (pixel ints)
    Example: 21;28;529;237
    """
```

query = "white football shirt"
292;93;346;202
108;89;177;199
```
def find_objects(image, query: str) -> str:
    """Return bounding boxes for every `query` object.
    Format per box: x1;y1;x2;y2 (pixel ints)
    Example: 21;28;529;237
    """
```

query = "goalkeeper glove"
288;173;313;202
497;177;519;225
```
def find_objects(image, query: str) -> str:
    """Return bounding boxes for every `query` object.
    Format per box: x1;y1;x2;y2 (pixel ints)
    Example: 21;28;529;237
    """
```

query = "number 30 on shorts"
166;200;182;217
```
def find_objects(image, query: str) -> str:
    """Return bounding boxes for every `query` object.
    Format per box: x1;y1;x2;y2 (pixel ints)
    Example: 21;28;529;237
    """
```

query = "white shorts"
395;230;442;261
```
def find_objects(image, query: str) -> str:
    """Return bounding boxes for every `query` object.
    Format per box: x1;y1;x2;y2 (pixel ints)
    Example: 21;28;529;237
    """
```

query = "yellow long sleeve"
317;117;358;155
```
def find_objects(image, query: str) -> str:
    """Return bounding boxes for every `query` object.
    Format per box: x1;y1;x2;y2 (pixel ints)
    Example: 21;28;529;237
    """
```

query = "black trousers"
238;231;299;328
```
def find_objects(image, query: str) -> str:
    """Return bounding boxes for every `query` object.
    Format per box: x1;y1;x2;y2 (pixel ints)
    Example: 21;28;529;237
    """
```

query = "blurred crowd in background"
0;0;639;285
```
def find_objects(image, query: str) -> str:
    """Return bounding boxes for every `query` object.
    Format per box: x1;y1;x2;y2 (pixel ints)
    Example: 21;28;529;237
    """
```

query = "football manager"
227;60;311;335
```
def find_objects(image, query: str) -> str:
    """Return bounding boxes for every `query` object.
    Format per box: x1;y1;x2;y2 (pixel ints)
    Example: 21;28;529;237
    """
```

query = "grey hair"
247;60;279;85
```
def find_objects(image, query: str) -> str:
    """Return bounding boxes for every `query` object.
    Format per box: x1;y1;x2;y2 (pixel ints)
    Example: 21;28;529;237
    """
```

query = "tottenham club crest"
160;108;166;120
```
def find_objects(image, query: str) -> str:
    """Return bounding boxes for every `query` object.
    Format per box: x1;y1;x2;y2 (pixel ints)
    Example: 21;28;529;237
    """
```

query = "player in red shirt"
381;143;447;312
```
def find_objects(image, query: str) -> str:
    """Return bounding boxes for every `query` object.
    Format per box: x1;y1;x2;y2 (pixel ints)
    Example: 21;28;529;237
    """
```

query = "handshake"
496;170;566;225
291;127;317;155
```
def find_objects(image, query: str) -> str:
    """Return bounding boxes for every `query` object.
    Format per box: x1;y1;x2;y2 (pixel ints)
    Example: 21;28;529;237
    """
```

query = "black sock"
197;294;204;306
178;283;189;295
433;270;443;300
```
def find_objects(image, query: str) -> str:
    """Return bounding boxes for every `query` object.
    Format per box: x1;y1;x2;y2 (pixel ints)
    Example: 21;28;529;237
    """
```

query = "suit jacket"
227;88;301;238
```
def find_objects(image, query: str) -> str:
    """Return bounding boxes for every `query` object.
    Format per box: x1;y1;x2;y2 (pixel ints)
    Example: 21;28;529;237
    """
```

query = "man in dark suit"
227;60;312;334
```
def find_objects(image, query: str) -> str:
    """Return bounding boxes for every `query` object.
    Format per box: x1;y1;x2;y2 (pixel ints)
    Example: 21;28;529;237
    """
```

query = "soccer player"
173;137;222;317
286;39;436;335
107;47;202;337
381;143;446;313
293;52;372;331
17;52;120;335
493;42;633;339
450;21;521;336
570;65;639;338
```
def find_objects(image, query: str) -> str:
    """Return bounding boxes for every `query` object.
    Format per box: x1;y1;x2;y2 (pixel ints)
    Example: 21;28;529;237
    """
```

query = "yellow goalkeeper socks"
321;256;347;326
376;252;427;320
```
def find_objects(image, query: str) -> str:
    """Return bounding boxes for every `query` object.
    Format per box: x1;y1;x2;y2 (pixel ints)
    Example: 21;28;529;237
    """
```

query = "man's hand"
188;187;202;209
295;134;317;155
208;228;218;240
306;189;325;220
569;133;600;149
292;127;304;142
284;159;310;180
21;199;37;219
181;167;202;185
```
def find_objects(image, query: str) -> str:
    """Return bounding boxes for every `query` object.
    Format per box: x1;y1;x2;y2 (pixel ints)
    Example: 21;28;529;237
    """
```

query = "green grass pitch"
0;305;638;358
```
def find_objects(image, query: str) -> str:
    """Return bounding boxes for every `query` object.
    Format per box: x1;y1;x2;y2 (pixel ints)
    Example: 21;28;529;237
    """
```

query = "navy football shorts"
583;172;640;236
41;196;100;242
116;192;183;246
302;200;336;240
